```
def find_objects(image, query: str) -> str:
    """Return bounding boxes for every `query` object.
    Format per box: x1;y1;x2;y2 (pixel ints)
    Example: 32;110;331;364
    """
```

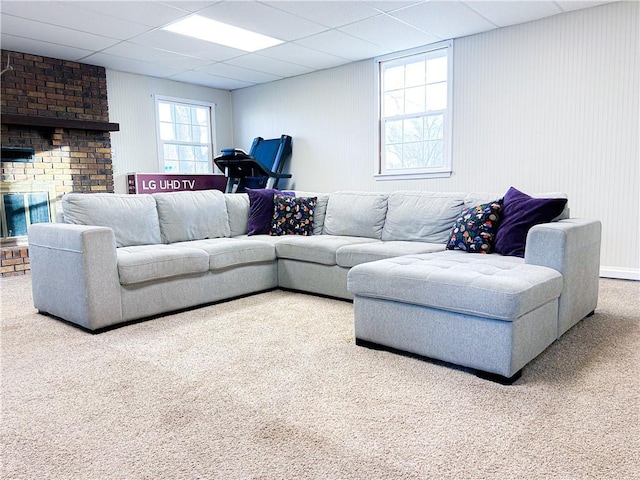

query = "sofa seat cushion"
336;241;445;268
348;251;563;320
173;238;276;271
233;234;288;246
276;235;380;266
117;245;209;285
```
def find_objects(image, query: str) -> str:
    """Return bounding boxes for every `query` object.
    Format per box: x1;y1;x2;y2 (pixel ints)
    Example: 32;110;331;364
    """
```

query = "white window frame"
374;40;453;180
154;95;217;174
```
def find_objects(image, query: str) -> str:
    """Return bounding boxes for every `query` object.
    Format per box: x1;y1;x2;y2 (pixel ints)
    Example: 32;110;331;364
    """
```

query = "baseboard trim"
600;267;640;281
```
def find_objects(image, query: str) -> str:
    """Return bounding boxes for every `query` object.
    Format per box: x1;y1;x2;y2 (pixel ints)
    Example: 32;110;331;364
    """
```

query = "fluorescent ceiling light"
162;15;283;52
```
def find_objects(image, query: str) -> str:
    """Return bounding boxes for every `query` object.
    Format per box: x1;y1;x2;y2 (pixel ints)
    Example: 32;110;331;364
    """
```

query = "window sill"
374;171;452;181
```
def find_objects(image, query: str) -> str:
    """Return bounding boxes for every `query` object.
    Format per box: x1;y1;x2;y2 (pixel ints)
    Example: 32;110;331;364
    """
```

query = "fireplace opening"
0;182;56;245
1;147;35;163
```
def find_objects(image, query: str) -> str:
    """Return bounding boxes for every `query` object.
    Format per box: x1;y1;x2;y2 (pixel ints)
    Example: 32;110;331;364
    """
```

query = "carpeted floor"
1;275;639;479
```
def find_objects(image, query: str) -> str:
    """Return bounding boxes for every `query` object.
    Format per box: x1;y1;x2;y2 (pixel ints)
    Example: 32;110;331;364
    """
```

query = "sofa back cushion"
62;193;161;247
224;193;250;237
154;190;230;243
323;191;388;239
382;191;465;243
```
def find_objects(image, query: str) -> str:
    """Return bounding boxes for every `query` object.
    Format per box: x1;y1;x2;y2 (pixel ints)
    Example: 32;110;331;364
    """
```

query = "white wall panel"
231;2;639;277
230;60;377;191
106;70;233;194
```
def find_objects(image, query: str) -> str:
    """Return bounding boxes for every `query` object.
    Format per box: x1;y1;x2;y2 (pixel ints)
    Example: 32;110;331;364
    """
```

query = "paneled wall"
231;2;639;279
106;70;233;194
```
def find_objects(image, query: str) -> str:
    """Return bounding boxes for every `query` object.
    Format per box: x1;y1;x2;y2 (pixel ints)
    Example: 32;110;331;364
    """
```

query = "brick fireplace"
1;49;118;277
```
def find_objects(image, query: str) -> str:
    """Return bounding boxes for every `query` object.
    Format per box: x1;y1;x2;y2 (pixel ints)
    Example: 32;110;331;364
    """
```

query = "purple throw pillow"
494;187;567;257
246;188;293;235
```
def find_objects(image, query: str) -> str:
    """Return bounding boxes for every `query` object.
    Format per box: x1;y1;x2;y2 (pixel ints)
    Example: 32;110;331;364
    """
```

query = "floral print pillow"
269;194;317;236
446;199;503;253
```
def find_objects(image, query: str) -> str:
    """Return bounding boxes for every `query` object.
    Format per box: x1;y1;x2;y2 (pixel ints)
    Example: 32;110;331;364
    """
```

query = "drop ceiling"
0;0;613;91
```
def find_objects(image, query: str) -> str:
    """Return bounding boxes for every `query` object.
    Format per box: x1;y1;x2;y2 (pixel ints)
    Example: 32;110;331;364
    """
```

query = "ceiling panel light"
162;15;283;52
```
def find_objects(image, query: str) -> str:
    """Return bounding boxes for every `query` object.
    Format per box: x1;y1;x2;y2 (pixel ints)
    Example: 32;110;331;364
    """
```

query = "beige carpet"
1;275;639;480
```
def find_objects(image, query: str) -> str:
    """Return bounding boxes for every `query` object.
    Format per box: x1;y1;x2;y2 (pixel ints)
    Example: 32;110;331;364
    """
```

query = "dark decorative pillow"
246;188;293;236
269;195;317;236
494;187;568;257
446;200;503;253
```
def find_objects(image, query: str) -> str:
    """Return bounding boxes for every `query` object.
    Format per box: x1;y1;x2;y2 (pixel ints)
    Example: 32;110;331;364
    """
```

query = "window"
155;96;216;174
376;41;453;179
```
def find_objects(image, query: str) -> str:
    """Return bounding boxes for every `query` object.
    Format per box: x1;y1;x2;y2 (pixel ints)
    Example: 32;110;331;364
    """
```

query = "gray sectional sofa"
28;189;601;383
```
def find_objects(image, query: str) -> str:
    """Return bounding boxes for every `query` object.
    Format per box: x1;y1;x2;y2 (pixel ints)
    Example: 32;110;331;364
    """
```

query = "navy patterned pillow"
269;195;317;236
446;199;503;253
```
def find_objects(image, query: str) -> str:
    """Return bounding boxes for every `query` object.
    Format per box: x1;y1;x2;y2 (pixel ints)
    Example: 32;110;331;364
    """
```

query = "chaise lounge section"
349;252;564;383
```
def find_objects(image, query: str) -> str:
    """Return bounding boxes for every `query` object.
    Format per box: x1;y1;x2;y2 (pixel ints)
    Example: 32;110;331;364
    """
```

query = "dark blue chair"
214;135;292;193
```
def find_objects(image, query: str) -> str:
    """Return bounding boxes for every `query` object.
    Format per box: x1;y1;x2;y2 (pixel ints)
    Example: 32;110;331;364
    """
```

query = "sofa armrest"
525;219;602;337
28;223;122;331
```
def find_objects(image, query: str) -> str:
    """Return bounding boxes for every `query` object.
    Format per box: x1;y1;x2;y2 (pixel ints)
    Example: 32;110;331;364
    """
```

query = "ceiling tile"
263;1;381;28
464;1;563;28
71;1;190;28
197;63;282;83
390;2;498;39
100;42;213;70
225;54;314;78
0;1;151;40
295;30;392;61
257;42;351;70
129;30;246;62
0;34;94;62
159;1;221;14
80;52;184;78
555;1;614;12
339;14;441;52
0;14;120;51
168;70;255;90
361;1;425;13
196;1;329;41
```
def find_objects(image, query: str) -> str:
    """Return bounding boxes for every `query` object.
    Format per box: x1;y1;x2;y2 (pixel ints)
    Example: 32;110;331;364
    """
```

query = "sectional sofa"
28;188;601;383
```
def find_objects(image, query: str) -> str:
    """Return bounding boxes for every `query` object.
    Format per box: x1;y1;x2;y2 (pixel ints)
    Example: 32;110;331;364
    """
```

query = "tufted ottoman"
347;251;564;383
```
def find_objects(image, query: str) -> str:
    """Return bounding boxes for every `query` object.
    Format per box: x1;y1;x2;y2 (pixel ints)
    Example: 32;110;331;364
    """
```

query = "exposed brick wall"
1;49;115;276
1;248;29;277
1;125;113;192
1;50;109;120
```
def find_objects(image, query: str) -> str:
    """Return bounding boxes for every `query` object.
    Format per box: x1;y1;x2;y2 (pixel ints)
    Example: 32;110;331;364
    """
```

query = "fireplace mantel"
1;114;119;132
